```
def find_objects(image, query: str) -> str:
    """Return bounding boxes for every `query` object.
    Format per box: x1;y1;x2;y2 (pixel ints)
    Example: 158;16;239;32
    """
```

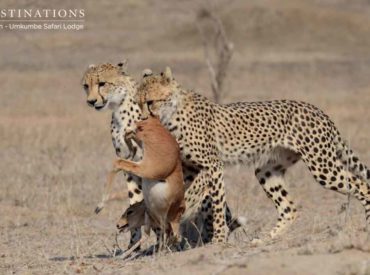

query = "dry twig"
196;7;234;103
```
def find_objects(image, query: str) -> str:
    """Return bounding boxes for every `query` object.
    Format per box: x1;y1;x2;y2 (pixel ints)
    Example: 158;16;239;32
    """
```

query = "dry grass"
1;0;370;274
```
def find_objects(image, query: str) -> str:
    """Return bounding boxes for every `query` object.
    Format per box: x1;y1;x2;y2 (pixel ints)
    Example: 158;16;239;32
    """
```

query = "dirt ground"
1;0;370;274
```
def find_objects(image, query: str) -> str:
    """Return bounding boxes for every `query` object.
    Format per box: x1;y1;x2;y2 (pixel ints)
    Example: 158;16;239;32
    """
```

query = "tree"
196;7;234;103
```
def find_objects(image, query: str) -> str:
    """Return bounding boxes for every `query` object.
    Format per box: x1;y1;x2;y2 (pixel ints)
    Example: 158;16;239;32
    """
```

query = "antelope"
110;115;185;255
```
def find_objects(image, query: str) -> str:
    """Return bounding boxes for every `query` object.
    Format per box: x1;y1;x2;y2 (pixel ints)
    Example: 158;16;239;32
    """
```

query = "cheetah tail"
336;138;370;182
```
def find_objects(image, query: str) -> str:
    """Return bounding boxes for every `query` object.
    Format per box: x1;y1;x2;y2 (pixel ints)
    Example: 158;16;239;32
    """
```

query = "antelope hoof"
95;203;104;214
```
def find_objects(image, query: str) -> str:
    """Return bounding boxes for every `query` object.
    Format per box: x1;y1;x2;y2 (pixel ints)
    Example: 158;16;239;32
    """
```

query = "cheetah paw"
250;238;264;247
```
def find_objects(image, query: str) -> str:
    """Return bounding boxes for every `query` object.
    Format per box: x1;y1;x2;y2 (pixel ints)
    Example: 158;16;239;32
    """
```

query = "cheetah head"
81;60;133;111
116;202;146;233
137;67;181;123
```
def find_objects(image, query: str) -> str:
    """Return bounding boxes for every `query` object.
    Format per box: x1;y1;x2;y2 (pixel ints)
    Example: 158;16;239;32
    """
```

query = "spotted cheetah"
137;67;370;243
82;60;145;249
81;62;243;248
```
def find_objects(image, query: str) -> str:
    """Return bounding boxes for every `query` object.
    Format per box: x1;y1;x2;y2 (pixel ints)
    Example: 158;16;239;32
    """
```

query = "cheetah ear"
163;66;173;82
142;68;153;78
88;64;96;69
117;59;128;74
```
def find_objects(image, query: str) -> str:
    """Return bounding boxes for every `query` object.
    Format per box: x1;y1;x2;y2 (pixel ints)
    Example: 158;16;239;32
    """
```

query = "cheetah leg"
208;162;229;243
182;167;209;243
182;166;243;244
285;124;370;230
301;152;370;229
126;175;144;249
200;194;214;243
183;166;228;243
225;203;246;233
199;194;243;243
255;150;300;239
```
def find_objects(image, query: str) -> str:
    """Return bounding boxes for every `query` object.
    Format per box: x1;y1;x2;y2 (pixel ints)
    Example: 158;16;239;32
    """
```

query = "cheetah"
82;60;144;248
137;66;370;243
81;62;243;247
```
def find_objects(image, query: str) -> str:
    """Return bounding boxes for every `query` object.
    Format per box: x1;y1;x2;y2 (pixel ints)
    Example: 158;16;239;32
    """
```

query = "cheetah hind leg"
225;204;247;233
254;151;300;242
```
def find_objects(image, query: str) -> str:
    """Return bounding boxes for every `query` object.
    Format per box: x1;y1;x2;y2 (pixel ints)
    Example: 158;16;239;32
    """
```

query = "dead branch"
196;7;234;103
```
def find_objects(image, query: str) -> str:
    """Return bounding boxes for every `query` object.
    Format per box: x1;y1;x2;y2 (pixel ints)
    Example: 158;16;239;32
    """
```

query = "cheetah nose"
87;99;97;106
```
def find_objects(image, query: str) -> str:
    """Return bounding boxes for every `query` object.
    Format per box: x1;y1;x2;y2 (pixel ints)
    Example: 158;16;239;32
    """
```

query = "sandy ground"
1;0;370;274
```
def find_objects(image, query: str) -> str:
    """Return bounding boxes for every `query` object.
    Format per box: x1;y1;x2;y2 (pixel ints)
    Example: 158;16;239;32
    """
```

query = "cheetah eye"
147;100;153;106
83;84;89;90
98;82;106;87
127;210;133;215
